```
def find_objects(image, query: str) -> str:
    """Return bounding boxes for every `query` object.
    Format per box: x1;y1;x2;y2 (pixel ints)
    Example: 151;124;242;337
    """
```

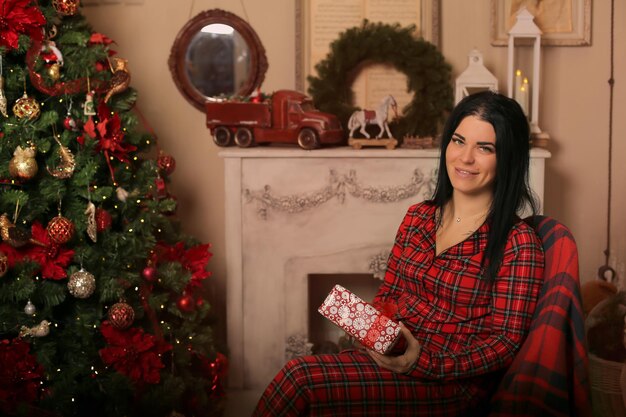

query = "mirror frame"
168;9;268;111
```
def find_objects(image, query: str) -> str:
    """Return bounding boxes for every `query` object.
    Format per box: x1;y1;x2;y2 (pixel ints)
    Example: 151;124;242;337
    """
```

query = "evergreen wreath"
307;20;454;139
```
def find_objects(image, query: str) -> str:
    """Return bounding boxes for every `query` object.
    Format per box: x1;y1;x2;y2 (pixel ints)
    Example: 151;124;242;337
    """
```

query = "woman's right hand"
367;322;421;374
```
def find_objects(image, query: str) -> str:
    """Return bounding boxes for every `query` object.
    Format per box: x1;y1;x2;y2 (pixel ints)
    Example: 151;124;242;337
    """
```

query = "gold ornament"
104;57;131;103
85;202;97;242
0;250;7;277
47;135;75;179
47;63;61;81
19;320;50;337
0;213;31;247
0;76;8;117
52;0;80;16
12;93;41;120
9;146;38;180
68;269;96;298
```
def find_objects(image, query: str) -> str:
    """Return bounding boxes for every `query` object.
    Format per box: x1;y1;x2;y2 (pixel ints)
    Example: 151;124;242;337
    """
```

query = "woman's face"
445;115;497;198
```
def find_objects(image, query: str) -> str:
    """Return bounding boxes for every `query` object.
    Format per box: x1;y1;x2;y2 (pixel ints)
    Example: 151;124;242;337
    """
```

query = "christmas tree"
0;1;227;416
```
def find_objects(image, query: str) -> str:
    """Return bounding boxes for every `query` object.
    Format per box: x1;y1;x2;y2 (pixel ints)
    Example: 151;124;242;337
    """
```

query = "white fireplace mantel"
220;146;550;391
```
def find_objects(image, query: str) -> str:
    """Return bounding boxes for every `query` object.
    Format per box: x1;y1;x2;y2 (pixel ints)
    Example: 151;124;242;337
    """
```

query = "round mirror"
169;9;268;111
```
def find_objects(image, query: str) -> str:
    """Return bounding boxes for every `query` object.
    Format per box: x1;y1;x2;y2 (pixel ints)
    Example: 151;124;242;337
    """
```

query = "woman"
253;91;545;416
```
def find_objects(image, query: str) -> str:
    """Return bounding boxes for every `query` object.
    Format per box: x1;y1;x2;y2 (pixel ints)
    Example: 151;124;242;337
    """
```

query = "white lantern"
455;49;498;105
507;7;549;146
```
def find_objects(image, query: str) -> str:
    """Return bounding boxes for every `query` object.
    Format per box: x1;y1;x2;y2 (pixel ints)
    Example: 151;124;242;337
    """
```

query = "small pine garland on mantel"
307;20;454;139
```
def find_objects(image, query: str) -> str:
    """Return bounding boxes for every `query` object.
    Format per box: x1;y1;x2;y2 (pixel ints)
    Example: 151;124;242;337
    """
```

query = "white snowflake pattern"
353;317;366;330
338;305;351;318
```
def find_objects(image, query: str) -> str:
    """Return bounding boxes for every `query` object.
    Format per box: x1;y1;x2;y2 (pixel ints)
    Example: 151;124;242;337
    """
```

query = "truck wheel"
235;128;254;147
213;126;232;147
297;128;320;150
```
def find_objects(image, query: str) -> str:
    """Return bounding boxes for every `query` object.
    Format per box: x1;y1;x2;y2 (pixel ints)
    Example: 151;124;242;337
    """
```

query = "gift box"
318;284;401;354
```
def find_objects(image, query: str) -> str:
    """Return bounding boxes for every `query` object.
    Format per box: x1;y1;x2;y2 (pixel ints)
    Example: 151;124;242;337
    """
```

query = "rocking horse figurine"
347;95;398;139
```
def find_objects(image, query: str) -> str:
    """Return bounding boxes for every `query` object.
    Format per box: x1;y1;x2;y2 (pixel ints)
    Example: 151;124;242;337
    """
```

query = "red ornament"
154;177;167;199
142;266;157;282
108;302;135;329
95;208;112;231
52;0;80;16
63;116;78;131
46;215;75;245
157;152;176;176
41;50;59;64
176;293;195;313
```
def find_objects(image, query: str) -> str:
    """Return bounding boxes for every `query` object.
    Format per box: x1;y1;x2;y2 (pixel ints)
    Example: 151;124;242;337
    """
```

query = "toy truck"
205;90;344;150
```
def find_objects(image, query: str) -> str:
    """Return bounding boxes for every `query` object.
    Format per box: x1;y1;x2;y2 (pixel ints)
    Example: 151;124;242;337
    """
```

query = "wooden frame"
168;9;268;111
295;0;440;92
490;0;592;46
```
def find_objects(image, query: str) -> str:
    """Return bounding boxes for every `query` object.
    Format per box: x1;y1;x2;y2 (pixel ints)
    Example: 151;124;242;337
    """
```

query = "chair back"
489;216;592;417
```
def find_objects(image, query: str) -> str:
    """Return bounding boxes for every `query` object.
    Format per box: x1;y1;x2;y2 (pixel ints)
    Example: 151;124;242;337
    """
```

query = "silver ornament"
67;269;96;298
24;300;36;315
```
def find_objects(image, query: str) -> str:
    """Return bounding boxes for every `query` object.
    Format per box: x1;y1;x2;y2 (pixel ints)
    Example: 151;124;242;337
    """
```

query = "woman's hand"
367;322;421;374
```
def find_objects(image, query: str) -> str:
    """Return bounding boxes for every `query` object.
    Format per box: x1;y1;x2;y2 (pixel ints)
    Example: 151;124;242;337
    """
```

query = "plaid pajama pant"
252;349;494;417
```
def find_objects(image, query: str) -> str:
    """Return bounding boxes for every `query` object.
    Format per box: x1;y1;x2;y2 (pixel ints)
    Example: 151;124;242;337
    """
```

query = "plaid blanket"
489;216;592;416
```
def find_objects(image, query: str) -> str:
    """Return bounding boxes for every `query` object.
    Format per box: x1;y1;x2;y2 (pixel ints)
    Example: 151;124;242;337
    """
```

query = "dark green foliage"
307;20;454;139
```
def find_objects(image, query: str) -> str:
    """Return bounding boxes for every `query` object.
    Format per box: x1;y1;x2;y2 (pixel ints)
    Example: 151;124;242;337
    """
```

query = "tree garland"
307;21;454;140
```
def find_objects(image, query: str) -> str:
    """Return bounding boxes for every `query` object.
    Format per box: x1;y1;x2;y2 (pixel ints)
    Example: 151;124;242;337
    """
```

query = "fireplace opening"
308;273;381;354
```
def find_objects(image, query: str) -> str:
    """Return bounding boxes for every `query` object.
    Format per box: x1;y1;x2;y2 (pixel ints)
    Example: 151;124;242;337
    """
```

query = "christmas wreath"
307;21;454;139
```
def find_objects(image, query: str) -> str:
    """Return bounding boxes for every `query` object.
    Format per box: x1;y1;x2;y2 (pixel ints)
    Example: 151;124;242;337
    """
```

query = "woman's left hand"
367;322;421;374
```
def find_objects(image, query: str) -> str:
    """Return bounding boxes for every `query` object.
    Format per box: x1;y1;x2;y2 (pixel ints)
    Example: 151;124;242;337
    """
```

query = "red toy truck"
205;90;344;150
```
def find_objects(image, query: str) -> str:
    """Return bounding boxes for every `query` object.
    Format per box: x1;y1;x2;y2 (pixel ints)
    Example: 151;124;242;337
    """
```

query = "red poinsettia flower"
0;338;44;413
99;321;172;384
25;222;74;280
88;32;117;71
0;242;24;268
153;242;212;290
88;32;115;46
0;0;46;51
80;102;137;163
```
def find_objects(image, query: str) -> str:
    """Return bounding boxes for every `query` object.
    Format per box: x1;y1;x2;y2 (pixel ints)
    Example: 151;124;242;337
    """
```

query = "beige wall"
84;0;625;340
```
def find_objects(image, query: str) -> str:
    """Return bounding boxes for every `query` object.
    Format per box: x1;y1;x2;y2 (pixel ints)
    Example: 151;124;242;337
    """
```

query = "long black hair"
431;90;538;280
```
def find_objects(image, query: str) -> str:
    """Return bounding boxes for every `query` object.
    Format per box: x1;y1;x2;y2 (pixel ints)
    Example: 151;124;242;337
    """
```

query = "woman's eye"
452;137;463;145
478;145;495;153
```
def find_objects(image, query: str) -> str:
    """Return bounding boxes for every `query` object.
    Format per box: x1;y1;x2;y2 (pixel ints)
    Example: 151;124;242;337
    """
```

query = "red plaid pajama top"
254;201;544;416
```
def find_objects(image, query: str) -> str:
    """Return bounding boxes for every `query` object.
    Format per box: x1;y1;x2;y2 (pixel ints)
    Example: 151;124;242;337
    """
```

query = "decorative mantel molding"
244;167;437;219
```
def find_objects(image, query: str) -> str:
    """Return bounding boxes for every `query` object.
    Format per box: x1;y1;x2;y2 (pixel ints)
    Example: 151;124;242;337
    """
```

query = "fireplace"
307;273;379;355
220;146;549;396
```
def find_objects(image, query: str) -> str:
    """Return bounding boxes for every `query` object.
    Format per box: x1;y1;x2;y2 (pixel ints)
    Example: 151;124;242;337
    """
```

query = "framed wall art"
490;0;592;46
295;0;441;105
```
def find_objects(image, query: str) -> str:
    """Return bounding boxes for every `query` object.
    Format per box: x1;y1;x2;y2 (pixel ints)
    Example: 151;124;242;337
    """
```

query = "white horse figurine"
348;95;398;139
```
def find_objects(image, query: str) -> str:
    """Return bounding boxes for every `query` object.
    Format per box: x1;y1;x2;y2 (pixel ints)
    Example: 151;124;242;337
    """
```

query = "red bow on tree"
0;0;46;51
79;102;137;183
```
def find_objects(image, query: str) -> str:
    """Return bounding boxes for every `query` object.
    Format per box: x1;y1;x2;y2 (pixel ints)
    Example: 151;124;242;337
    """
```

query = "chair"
489;216;593;417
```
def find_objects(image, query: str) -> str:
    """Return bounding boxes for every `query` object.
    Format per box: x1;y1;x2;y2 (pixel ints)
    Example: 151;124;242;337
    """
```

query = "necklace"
455;217;461;223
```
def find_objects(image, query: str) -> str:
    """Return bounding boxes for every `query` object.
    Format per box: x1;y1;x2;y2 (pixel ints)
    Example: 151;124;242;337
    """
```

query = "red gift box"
318;284;401;354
